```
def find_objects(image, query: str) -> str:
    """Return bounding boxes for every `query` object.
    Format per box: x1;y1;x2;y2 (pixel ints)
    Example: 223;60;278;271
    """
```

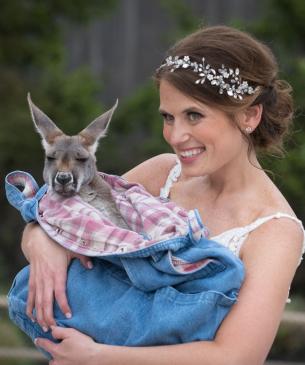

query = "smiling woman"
14;25;305;365
154;26;293;156
159;80;258;176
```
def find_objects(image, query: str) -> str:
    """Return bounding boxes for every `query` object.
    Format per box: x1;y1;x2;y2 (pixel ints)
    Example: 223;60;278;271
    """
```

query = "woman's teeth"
180;147;205;158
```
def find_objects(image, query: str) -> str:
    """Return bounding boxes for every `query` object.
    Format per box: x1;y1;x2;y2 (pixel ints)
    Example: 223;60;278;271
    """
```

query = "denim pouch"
8;235;244;347
6;171;244;352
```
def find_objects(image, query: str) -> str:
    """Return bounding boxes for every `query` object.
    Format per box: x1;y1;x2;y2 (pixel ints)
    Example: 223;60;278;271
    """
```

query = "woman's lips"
179;147;206;163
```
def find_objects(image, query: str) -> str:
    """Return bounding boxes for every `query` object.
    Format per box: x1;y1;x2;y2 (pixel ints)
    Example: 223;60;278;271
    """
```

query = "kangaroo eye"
46;156;56;161
76;157;88;162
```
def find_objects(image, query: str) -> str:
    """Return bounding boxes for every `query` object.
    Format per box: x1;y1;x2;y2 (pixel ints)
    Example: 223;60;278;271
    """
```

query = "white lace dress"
160;160;305;261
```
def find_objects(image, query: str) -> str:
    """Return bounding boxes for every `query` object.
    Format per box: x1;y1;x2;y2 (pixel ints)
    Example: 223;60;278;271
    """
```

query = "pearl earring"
245;126;252;134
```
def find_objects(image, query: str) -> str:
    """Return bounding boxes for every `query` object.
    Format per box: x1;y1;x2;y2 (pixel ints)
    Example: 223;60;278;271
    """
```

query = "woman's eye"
188;112;202;122
161;113;174;124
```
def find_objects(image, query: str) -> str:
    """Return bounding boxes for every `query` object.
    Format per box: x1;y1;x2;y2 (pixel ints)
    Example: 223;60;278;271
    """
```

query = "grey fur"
27;94;128;229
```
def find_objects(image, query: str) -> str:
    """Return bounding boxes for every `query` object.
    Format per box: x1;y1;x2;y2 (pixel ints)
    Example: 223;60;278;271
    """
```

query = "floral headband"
158;55;258;100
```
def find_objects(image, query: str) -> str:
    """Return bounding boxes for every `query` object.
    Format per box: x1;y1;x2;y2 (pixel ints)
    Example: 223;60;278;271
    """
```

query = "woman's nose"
168;123;190;145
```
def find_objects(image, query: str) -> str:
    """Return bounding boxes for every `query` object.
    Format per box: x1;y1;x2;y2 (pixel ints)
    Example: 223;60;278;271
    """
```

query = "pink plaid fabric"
38;174;209;260
7;171;39;199
6;171;212;273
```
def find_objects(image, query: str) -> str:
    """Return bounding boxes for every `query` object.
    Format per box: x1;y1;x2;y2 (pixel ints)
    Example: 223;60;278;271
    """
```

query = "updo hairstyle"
155;26;293;154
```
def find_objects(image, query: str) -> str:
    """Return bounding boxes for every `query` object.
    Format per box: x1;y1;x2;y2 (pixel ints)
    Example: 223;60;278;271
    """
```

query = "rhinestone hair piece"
159;55;258;100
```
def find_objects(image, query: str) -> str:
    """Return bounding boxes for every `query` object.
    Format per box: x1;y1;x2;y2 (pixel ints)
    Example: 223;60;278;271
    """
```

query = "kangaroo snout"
53;171;77;197
55;171;73;186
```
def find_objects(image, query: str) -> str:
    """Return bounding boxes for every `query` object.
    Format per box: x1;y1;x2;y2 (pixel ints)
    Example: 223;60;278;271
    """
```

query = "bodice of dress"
160;160;305;261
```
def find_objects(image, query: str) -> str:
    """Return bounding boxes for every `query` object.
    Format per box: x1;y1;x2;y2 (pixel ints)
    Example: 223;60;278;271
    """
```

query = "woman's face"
159;80;249;178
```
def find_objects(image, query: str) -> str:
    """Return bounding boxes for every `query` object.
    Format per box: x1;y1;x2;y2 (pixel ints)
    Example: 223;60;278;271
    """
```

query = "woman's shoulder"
242;214;304;288
239;177;304;259
241;200;304;264
122;153;177;196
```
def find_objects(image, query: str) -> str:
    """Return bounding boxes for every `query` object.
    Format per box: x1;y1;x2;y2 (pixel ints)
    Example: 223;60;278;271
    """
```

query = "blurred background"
1;0;305;363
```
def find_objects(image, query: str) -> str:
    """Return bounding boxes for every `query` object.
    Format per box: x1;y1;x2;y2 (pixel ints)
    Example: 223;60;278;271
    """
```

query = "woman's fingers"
42;284;56;327
35;337;57;357
35;287;47;331
73;253;94;270
50;325;73;340
54;270;72;319
28;261;72;328
29;263;57;329
36;326;99;365
26;266;36;322
23;225;93;330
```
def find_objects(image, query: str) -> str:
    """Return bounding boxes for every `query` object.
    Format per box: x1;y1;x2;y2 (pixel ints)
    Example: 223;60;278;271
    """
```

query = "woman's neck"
202;152;265;198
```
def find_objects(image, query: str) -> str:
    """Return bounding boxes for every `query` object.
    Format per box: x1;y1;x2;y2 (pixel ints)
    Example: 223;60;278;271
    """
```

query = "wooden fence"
1;295;305;364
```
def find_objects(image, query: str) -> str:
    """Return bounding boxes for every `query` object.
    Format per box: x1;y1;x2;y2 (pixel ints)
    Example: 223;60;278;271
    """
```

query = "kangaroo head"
27;93;118;197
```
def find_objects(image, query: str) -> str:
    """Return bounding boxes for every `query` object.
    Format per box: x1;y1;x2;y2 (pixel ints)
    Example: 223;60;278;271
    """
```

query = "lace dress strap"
245;212;304;234
247;212;305;262
159;159;181;200
211;212;305;261
243;212;305;304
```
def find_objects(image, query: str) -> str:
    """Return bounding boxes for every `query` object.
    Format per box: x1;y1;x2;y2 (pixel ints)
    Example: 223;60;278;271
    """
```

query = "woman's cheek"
162;124;171;144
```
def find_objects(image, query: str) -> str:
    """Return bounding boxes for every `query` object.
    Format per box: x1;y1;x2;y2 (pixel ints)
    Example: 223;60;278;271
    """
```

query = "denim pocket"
160;286;237;306
149;285;236;342
159;286;211;305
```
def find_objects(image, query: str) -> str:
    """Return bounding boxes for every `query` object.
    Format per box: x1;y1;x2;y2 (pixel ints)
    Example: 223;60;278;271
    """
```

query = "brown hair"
154;25;293;154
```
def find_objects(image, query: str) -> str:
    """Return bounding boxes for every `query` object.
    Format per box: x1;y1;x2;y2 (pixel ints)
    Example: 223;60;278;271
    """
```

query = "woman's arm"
21;222;92;329
20;154;175;330
35;217;303;365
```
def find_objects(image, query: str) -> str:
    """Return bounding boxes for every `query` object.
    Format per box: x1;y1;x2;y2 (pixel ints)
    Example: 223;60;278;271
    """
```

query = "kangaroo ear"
79;99;118;154
27;93;64;145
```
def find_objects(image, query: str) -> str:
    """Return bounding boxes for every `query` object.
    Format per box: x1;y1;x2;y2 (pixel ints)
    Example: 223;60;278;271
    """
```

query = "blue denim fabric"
5;171;48;222
6;171;245;350
8;235;244;348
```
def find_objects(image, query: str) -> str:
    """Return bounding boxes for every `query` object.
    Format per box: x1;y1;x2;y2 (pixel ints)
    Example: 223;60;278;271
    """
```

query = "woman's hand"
35;326;101;365
21;223;93;330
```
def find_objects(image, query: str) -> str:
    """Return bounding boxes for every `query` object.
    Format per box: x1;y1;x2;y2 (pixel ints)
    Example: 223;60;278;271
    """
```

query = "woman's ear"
241;104;263;133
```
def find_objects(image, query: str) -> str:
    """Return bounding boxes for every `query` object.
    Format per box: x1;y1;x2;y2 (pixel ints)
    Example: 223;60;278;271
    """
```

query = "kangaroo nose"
55;172;73;185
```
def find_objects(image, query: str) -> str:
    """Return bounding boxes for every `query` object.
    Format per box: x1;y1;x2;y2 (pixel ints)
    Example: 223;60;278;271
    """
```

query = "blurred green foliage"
0;0;118;286
0;310;42;365
100;0;200;176
248;0;305;222
245;0;305;299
